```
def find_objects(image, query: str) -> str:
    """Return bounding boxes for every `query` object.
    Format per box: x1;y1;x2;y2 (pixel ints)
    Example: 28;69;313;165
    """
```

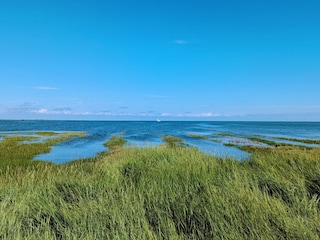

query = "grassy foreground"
1;135;320;239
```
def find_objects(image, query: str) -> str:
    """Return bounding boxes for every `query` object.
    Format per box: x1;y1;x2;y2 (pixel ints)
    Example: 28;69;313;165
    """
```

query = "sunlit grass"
0;132;86;171
35;131;59;136
104;135;127;152
162;135;186;147
272;136;320;145
188;134;209;140
1;134;320;239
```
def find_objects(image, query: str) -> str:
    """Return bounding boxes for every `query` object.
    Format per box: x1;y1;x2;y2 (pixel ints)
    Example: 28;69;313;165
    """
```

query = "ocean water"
0;120;319;163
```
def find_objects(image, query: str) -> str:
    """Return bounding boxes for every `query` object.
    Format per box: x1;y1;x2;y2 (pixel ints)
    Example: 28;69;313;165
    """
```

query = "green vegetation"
1;134;320;239
0;132;86;169
224;136;318;153
273;136;320;145
188;134;209;140
104;135;127;152
44;132;86;145
216;133;234;137
247;137;311;149
35;131;59;136
247;137;285;146
162;135;185;147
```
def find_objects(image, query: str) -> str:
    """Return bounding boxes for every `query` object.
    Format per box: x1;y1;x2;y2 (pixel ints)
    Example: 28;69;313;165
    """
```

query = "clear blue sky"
1;0;319;121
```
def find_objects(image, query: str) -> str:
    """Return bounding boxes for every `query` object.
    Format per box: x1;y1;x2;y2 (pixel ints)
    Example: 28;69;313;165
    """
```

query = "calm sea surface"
0;120;319;163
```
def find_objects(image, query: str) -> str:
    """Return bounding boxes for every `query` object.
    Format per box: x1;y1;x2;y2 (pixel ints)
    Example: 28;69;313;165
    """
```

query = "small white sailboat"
156;118;161;122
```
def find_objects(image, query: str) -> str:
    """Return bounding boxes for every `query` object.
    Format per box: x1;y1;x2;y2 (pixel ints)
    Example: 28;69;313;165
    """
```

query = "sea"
0;120;319;163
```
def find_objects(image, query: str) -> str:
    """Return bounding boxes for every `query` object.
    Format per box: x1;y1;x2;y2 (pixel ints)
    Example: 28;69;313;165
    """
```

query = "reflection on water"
0;120;319;163
35;141;107;164
183;136;250;160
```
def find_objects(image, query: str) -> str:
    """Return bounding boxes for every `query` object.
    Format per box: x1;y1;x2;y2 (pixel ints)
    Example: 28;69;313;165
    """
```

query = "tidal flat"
1;131;320;239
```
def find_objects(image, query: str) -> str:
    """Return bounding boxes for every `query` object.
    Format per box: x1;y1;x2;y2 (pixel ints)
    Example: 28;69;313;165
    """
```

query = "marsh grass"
216;133;234;137
273;136;320;145
104;135;127;152
1;134;320;239
0;132;86;170
188;134;209;140
162;135;186;148
246;137;313;149
35;131;60;136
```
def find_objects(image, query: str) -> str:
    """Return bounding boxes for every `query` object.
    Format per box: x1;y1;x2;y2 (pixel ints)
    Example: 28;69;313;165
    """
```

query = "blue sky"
1;0;319;121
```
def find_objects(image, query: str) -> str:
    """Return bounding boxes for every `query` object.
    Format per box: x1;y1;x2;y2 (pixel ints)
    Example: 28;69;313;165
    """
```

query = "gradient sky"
1;0;320;121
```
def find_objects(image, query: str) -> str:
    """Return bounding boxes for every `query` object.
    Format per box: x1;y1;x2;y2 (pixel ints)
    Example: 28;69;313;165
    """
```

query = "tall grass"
0;132;85;170
0;134;320;239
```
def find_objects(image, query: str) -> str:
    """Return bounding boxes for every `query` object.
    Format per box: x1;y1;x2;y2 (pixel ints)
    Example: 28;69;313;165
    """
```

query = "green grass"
246;137;312;149
104;135;127;152
225;136;315;153
273;136;320;145
188;134;209;140
247;137;286;146
1;134;320;239
0;132;86;170
216;133;234;137
35;131;60;136
162;135;186;147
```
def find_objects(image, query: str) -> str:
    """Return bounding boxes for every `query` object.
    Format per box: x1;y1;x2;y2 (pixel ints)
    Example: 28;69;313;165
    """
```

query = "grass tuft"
103;135;127;152
188;134;209;140
1;132;320;239
162;135;185;147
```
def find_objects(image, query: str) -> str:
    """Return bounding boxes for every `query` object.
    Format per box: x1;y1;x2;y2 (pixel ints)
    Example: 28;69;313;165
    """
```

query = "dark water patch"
126;133;160;142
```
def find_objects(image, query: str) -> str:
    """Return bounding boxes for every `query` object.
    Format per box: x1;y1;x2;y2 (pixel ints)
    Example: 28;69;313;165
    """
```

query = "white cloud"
160;113;172;117
33;86;58;90
52;107;72;112
177;112;222;117
30;108;69;114
29;109;116;116
38;108;49;114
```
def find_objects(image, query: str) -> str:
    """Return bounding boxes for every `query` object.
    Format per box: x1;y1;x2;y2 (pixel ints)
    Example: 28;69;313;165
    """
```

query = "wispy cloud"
177;112;222;117
29;109;115;116
175;40;188;45
160;112;172;117
27;109;224;118
7;102;40;113
52;107;72;112
5;102;320;121
31;108;71;115
35;108;49;114
33;86;58;90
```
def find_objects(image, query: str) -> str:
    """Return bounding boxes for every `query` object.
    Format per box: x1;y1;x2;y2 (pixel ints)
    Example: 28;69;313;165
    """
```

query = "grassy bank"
1;135;320;239
0;132;85;169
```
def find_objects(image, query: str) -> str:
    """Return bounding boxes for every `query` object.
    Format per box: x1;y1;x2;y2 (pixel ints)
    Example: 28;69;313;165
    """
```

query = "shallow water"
0;120;319;163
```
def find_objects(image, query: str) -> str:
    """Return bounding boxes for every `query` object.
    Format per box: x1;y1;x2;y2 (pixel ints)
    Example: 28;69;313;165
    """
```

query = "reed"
103;135;127;151
162;135;186;147
0;132;85;170
272;136;320;145
188;134;209;140
0;134;320;239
